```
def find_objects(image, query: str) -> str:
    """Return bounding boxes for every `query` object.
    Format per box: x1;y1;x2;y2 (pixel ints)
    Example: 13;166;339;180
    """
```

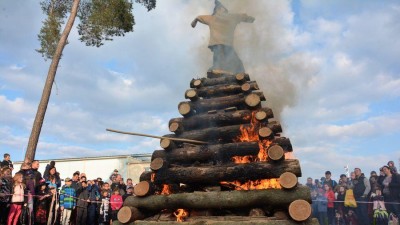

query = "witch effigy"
191;0;255;74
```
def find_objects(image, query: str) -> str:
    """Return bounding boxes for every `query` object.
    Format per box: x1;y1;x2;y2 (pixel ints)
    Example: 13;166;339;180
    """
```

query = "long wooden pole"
106;129;207;145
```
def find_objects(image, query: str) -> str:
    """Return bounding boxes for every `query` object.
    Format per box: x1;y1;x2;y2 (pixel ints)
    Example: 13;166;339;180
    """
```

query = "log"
190;73;250;88
123;186;311;211
139;171;154;182
153;159;301;185
134;181;154;197
164;124;246;144
117;206;146;223
288;199;312;222
160;138;177;150
115;218;321;225
151;142;260;165
150;158;165;171
279;172;298;189
267;145;284;161
178;92;265;116
169;108;273;132
187;81;259;99
272;137;292;152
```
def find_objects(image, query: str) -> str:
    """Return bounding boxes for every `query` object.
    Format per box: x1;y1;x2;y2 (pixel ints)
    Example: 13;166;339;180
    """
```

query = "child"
110;188;123;223
316;188;328;225
99;190;111;225
7;173;27;225
372;189;389;225
345;209;358;225
59;177;76;225
35;181;51;225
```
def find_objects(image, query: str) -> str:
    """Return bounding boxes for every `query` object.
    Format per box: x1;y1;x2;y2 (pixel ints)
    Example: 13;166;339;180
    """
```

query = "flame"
174;209;189;222
151;173;155;182
160;184;171;195
225;112;283;190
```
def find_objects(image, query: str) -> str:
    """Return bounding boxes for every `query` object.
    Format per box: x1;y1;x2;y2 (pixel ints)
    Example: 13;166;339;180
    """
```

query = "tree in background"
26;0;156;162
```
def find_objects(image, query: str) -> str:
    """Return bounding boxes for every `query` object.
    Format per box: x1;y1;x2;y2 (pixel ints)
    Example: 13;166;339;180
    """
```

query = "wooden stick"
106;128;207;145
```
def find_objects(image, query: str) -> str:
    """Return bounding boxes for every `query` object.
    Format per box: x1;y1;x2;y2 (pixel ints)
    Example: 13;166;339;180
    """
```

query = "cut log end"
117;206;145;223
178;102;192;116
160;138;175;150
255;111;267;121
150;158;165;171
279;172;298;189
169;122;181;133
185;89;198;101
193;79;202;88
244;93;261;107
241;83;251;92
268;145;284;161
235;73;246;82
288;199;312;222
258;127;273;138
134;181;152;197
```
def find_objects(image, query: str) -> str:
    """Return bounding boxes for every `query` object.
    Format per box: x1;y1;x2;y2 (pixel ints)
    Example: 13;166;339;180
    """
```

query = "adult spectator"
1;153;13;170
31;160;43;192
388;161;398;175
323;171;338;190
352;167;371;225
123;186;134;201
338;174;352;190
43;160;56;180
45;166;61;189
76;180;89;225
111;174;126;196
87;179;100;225
381;165;400;219
305;177;316;190
109;169;119;182
71;172;81;191
0;167;12;224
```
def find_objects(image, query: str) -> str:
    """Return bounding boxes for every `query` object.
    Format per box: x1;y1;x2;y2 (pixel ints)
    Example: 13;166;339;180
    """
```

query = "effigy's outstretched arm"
191;15;213;28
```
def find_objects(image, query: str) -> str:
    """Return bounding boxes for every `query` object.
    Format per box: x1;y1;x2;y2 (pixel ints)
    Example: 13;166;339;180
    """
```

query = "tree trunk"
153;159;301;185
123;186;311;212
169;108;273;132
25;0;80;162
151;142;260;165
178;92;265;116
190;73;249;88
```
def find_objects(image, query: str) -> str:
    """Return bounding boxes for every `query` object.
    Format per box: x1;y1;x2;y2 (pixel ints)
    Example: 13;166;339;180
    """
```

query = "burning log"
190;73;250;88
178;92;265;116
169;108;273;133
185;81;259;99
123;187;311;215
153;159;301;185
151;142;260;165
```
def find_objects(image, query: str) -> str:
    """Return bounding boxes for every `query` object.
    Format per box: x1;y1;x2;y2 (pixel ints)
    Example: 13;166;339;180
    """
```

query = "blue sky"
1;0;399;183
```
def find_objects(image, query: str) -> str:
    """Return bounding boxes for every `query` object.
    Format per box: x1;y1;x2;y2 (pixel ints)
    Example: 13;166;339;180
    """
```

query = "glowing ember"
174;209;189;222
160;184;171;195
151;173;155;182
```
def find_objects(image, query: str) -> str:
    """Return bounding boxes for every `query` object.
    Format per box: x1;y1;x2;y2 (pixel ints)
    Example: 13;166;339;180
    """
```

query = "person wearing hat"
191;0;255;74
109;169;119;182
34;180;51;224
60;177;76;225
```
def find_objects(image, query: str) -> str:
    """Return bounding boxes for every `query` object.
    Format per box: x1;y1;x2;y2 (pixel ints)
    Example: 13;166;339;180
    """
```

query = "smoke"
191;0;320;124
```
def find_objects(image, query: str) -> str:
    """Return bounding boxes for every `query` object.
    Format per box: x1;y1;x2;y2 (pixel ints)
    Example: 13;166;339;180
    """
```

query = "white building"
13;154;151;184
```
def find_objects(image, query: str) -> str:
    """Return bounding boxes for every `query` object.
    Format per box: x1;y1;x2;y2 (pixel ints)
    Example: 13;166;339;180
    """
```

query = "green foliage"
36;0;156;58
36;0;72;59
78;0;135;47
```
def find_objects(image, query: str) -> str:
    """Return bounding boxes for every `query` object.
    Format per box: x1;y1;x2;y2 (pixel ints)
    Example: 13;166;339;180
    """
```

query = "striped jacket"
60;185;76;209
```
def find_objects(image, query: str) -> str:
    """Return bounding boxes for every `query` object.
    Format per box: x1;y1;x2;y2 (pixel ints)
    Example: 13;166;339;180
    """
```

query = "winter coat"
0;176;12;203
60;185;76;209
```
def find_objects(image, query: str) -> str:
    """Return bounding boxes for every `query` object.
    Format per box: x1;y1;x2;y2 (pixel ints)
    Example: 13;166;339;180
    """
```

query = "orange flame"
174;209;189;222
151;173;155;182
160;184;171;195
225;112;283;190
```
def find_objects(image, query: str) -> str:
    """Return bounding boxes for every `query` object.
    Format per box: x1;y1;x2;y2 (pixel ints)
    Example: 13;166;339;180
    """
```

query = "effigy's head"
213;0;228;15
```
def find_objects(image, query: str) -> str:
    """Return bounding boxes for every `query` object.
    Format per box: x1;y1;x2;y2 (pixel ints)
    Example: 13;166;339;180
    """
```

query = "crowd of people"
0;153;136;225
307;161;400;225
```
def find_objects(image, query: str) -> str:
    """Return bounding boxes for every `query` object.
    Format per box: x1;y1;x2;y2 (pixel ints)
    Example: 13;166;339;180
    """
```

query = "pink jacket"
110;194;123;210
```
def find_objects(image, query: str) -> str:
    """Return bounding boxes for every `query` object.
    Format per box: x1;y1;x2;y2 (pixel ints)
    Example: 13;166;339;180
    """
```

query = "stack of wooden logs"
118;72;318;225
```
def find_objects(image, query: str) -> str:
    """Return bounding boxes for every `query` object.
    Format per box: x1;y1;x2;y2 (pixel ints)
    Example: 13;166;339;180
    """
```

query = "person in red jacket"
110;188;123;223
324;183;335;225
